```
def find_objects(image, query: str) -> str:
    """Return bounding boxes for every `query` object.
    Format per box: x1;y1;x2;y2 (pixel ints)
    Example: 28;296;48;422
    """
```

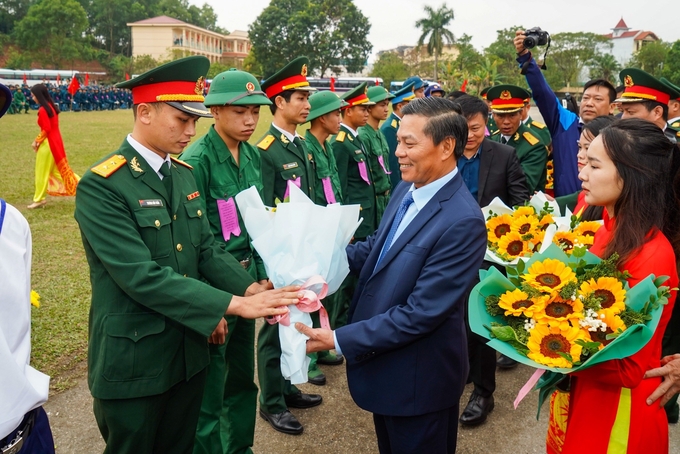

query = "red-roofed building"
127;16;250;66
603;18;659;64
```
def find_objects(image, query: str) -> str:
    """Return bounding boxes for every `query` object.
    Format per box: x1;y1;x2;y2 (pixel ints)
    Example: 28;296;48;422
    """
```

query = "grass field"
0;107;280;390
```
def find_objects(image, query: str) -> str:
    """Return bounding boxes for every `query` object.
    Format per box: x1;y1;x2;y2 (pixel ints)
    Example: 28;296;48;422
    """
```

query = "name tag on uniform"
283;162;299;170
139;199;164;207
354;149;363;155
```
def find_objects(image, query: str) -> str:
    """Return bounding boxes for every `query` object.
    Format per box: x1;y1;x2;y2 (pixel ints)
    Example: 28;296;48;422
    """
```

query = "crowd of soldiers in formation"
6;83;133;114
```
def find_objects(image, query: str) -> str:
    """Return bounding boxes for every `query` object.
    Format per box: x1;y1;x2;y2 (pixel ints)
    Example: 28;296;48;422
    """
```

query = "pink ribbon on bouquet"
514;368;545;409
266;275;331;330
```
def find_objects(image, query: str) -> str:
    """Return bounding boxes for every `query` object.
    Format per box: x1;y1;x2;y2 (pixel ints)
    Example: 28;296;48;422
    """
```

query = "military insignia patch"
523;131;539;146
531;121;546;129
336;131;346;142
354;149;363;154
624;75;634;87
500;90;512;100
673;122;680;128
139;199;164;207
195;76;206;95
308;153;313;161
257;135;275;150
283;162;299;170
91;154;127;178
130;156;143;173
246;82;255;92
514;132;520;141
391;119;398;128
280;134;290;144
301;64;308;77
171;156;193;169
187;191;200;201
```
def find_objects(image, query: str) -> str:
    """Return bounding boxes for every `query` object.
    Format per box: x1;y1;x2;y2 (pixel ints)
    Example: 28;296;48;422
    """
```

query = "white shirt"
0;201;49;438
271;123;300;145
127;134;171;179
341;123;359;138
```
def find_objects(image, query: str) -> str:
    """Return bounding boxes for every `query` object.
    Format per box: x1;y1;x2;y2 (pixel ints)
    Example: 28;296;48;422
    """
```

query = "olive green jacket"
332;125;376;239
74;139;254;400
304;129;343;205
257;124;316;206
358;124;392;195
490;123;548;193
181;126;267;280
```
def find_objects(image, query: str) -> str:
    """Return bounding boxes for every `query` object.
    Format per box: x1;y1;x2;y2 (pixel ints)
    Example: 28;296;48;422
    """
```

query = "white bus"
307;76;384;93
0;68;80;87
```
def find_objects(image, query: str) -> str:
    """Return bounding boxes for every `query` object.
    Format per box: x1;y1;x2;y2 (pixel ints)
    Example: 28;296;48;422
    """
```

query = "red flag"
67;76;80;95
125;73;130;81
375;78;379;86
22;73;27;84
56;74;61;84
461;79;468;92
330;77;335;92
84;73;89;86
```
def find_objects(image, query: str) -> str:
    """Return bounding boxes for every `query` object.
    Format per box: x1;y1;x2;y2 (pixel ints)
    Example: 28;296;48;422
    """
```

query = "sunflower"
576;234;594;247
513;206;536;218
511;215;540;236
497;231;530;258
585;312;627;348
534;296;584;330
575;221;602;238
524;258;577;294
487;214;513;242
538;213;554;231
552;231;579;254
498;289;548;318
527;322;583;368
579;277;626;315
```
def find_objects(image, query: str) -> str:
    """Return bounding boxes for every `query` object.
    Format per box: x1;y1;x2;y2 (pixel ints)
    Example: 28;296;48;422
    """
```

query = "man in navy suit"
297;97;487;453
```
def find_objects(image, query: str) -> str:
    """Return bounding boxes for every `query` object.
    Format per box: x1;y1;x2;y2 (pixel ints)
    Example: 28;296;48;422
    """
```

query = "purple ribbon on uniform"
377;155;391;175
321;177;337;204
358;161;370;184
283;177;301;200
217;197;241;241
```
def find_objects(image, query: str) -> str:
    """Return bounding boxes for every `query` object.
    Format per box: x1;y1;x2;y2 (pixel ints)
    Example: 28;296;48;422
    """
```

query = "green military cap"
660;77;680;102
204;69;271;106
486;85;531;113
366;85;395;103
307;91;348;122
391;82;416;104
341;82;375;109
616;68;675;105
116;55;211;117
480;86;492;100
261;56;316;99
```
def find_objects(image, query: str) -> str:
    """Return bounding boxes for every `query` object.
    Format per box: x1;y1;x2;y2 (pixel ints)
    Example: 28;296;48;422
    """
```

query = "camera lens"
523;37;536;49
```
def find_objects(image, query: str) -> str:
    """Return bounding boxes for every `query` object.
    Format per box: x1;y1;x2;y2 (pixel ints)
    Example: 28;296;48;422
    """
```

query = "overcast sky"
192;0;678;60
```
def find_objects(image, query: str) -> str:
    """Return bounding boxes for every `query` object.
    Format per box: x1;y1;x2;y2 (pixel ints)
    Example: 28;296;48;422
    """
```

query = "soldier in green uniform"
180;69;271;454
661;77;680;130
73;56;299;454
303;90;348;386
359;85;394;221
255;56;323;436
481;87;498;135
487;85;549;193
381;82;415;189
521;93;554;192
11;85;29;114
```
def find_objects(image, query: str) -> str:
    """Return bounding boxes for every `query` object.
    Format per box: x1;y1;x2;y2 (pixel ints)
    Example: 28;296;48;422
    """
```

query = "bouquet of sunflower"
483;192;561;265
550;210;603;256
469;244;672;412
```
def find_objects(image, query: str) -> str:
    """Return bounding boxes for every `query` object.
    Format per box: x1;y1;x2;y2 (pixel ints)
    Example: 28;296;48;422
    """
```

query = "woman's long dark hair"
580;115;617;221
598;118;679;265
30;83;59;118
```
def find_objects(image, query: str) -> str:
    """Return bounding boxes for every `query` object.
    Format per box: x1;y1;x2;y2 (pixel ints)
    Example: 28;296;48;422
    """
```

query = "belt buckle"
2;434;24;454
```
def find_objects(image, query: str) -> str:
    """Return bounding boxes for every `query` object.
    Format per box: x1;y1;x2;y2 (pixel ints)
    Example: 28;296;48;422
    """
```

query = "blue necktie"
376;191;414;266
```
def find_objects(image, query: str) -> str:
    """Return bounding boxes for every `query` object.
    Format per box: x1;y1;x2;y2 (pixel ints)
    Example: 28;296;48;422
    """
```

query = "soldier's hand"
244;280;274;296
227;285;302;319
514;30;528;55
209;318;228;344
295;323;335;353
645;354;680;406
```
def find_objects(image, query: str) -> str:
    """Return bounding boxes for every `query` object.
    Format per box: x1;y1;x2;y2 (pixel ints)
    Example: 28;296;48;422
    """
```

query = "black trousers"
373;405;459;454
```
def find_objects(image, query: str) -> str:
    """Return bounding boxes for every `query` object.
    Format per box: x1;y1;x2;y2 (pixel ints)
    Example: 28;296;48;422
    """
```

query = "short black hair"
446;90;467;100
269;90;295;115
583;79;617;103
615;85;625;94
452;94;488;120
401;97;467;159
638;100;669;121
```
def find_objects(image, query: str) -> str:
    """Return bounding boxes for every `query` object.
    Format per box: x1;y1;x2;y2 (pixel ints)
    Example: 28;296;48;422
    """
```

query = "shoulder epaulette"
672;122;680;128
491;130;500;136
336;131;346;142
523;131;539;146
91;154;126;178
257;134;275;150
391;119;398;128
531;120;546;129
171;156;192;169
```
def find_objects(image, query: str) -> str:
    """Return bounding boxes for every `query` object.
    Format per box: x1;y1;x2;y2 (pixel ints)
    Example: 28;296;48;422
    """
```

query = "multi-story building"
127;15;250;66
603;18;659;66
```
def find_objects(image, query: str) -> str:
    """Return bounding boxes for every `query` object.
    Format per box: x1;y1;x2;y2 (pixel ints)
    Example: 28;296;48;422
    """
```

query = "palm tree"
589;54;621;85
415;4;455;82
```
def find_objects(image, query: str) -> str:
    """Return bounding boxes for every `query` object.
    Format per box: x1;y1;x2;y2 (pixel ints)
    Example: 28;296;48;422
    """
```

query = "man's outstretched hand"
295;323;334;353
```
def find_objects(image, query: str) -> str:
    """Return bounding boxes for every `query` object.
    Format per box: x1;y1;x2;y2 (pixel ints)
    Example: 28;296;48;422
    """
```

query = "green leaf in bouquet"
516;258;526;274
571;246;587;258
485;295;504;317
488;324;516;342
536;371;568;419
605;327;625;341
619;307;647;327
575;338;602;359
558;281;578;300
654;275;670;287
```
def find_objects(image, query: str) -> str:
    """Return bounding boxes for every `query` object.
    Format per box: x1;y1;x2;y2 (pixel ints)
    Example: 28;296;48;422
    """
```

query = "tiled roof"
613;18;629;30
129;15;187;26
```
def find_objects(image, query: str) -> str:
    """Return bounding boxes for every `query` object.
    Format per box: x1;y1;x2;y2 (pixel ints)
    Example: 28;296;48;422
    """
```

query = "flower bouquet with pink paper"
235;182;362;384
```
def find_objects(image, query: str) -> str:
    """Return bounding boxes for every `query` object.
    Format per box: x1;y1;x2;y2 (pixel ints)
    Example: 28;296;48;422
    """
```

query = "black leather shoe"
459;393;494;426
284;392;323;409
497;354;518;369
307;370;327;386
317;352;344;366
259;409;303;435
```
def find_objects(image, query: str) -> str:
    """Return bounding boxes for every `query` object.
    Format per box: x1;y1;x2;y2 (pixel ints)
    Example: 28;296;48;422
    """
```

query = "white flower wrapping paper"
235;182;362;384
481;192;564;266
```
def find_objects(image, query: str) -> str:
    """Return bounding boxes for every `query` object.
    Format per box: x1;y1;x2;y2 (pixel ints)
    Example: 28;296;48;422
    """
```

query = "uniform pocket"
133;208;172;259
183;199;205;247
103;312;166;381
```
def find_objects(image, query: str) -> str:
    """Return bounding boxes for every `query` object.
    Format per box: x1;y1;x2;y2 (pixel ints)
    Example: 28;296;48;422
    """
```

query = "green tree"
454;33;481;72
249;0;372;78
484;26;526;87
243;50;263;78
370;52;410;88
207;61;230;79
541;32;610;88
589;53;620;85
662;40;680;84
0;0;33;34
415;3;455;81
13;0;89;67
630;40;669;77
